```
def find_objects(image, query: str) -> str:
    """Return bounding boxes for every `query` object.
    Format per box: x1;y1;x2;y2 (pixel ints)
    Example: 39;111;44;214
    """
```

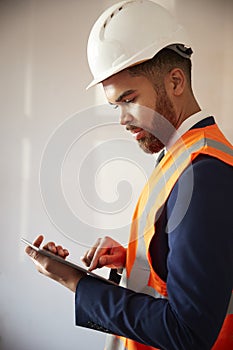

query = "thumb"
25;235;44;260
99;254;120;268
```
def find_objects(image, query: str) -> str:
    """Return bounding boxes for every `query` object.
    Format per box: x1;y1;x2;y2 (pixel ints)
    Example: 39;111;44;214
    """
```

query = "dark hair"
127;48;192;92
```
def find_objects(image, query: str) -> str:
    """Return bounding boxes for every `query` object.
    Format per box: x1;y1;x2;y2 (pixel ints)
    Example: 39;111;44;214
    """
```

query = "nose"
120;110;134;125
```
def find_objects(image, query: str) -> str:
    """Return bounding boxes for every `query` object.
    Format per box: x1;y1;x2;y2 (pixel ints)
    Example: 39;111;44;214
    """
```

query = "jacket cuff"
75;275;113;334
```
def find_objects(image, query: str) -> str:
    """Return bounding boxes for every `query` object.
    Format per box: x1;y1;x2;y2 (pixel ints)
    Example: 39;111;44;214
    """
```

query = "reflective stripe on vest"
212;293;233;349
105;124;233;350
105;335;127;350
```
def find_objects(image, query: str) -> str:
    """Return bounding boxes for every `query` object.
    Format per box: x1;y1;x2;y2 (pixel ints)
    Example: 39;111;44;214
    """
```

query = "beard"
137;132;162;154
137;88;176;154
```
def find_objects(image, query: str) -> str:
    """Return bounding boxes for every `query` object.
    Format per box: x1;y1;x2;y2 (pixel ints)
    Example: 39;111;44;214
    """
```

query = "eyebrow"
109;89;136;105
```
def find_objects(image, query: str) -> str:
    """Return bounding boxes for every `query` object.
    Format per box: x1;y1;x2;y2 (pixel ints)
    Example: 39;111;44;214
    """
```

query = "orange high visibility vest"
105;124;233;350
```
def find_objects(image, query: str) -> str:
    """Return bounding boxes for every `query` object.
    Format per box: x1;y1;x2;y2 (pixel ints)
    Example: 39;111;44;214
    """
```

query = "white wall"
1;1;232;350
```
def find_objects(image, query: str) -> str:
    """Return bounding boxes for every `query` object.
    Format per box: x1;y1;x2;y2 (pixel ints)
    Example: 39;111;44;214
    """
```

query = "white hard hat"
86;0;192;89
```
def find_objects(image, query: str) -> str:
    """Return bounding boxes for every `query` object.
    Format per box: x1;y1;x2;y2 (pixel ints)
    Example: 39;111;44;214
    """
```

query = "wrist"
61;271;86;293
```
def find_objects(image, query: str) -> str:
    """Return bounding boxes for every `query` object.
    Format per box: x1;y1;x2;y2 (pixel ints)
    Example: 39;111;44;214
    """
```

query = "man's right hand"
81;236;126;271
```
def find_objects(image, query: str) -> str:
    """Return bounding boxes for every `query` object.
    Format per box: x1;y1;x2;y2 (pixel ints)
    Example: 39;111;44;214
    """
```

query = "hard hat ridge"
167;44;193;59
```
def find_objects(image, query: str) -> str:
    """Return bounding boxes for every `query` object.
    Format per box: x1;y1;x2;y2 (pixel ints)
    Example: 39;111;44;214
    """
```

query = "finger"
57;245;69;258
99;254;122;268
25;235;44;256
33;235;44;248
86;238;101;261
43;243;69;258
56;245;64;256
81;253;92;267
96;244;126;269
81;238;101;267
88;245;109;271
63;249;69;258
43;241;57;254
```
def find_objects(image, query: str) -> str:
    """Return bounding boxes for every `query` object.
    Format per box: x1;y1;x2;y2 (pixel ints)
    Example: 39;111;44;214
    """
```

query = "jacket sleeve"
75;156;233;350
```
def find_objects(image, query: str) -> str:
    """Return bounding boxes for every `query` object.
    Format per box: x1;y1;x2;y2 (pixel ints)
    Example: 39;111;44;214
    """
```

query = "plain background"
1;0;233;349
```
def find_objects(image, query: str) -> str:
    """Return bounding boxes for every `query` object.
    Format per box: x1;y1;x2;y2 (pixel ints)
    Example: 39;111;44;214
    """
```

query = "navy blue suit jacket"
75;118;233;350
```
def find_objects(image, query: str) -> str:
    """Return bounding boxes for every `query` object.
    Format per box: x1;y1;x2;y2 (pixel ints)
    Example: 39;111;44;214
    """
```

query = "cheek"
126;104;166;133
156;91;175;115
127;104;154;125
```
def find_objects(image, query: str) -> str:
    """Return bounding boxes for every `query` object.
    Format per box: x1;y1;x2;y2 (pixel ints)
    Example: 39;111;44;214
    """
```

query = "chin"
139;138;164;154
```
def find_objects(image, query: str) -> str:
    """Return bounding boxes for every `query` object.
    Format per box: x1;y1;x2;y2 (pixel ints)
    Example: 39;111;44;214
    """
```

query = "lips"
128;127;146;140
129;127;142;134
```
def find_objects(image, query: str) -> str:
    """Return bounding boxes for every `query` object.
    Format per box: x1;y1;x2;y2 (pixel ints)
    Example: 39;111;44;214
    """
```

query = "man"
25;1;233;349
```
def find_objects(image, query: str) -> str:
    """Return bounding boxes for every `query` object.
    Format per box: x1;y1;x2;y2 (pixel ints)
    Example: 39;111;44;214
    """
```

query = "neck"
175;91;201;130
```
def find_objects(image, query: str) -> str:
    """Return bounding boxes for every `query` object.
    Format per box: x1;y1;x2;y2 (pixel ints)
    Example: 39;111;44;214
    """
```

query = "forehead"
102;70;154;103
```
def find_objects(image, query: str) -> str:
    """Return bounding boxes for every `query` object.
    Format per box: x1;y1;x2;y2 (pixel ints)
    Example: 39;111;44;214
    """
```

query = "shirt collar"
166;110;209;151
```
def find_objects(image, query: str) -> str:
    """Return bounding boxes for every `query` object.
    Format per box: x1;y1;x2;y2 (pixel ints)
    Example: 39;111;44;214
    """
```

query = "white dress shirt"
166;110;209;151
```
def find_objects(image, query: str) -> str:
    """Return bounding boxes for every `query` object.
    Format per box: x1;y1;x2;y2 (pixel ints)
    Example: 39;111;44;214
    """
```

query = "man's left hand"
25;235;85;292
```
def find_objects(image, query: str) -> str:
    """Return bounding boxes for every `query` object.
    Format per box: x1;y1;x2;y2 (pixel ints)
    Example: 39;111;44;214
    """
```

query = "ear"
166;68;186;96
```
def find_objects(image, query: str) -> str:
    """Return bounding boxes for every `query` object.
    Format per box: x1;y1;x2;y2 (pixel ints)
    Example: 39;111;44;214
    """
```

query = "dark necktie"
155;149;165;167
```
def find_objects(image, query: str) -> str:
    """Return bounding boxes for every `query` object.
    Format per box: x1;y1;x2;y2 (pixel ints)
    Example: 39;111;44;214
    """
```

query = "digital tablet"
21;237;117;285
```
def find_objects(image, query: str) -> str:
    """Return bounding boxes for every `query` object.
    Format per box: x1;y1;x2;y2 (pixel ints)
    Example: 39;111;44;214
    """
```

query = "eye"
113;105;119;110
124;97;135;104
